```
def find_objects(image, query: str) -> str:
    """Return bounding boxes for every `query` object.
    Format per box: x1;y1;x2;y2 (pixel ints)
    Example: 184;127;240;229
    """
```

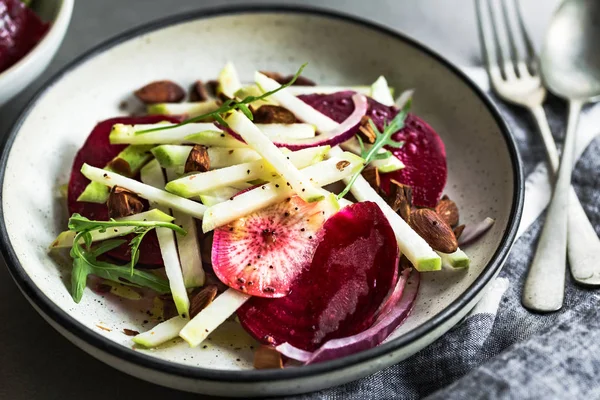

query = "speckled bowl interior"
1;10;520;379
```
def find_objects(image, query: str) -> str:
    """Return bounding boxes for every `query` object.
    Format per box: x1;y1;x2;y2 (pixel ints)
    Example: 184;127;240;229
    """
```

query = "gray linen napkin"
286;66;600;400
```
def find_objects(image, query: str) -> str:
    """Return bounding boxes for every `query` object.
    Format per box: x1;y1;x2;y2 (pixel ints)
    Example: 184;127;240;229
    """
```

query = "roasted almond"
357;115;377;144
453;224;465;240
206;80;219;97
253;345;283;369
362;167;381;192
107;186;144;219
409;208;458;253
190;80;209;102
184;145;210;173
134;80;185;104
387;179;413;222
252;105;297;124
106;157;132;177
189;285;218;318
435;195;459;227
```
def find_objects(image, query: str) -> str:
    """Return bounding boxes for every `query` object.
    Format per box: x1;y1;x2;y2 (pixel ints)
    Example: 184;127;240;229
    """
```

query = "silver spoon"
522;0;600;312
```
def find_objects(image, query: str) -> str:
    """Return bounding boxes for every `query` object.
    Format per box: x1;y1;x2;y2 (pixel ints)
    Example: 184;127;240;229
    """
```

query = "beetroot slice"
237;201;399;351
211;196;335;298
299;92;447;207
67;115;181;266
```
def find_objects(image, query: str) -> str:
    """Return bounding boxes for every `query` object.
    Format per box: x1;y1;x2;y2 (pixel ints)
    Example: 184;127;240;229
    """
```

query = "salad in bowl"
49;62;494;368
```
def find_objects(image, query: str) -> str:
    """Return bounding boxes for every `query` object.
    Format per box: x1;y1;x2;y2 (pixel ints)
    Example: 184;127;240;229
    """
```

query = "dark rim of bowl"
0;4;523;384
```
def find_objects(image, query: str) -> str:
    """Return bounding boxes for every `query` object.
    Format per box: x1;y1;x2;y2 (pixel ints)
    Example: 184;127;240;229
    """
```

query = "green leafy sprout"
67;213;186;303
135;63;308;134
337;99;411;199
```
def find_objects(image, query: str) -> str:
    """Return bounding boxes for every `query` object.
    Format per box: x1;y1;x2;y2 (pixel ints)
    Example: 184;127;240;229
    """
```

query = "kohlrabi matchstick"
146;100;221;117
141;160;190;318
166;169;205;288
437;249;470;269
217;62;242;99
202;152;363;232
255;72;339;133
369;76;395;106
225;111;325;203
329;147;441;271
49;209;174;249
77;145;155;203
198;186;248;206
179;288;251;347
80;163;206;219
166;146;330;198
151;146;261;170
133;316;188;348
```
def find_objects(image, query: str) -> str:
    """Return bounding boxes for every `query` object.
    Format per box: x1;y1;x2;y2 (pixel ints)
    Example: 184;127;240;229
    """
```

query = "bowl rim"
0;0;74;81
0;4;523;383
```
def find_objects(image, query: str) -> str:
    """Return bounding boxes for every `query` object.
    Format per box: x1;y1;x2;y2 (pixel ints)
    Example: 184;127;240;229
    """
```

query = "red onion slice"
458;217;495;246
277;269;420;364
229;93;368;150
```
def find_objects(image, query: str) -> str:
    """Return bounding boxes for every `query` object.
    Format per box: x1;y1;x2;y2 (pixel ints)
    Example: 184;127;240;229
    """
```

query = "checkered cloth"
287;66;600;399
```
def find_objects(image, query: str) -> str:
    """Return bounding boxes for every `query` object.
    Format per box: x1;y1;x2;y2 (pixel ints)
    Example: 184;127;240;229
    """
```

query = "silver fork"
476;0;600;312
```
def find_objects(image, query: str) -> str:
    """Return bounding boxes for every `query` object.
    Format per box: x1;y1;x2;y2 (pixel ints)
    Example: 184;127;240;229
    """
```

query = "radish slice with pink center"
237;201;399;351
277;268;419;364
211;195;339;298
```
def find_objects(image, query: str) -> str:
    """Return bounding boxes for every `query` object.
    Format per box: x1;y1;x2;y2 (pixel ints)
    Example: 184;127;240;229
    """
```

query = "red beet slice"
299;92;447;207
68;115;180;266
211;196;338;298
237;201;399;351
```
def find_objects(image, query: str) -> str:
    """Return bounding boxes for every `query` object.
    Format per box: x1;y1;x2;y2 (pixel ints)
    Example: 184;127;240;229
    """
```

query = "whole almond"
189;285;218;318
409;208;458;253
254;345;283;369
190;80;209;102
435;196;459;227
134;80;185;104
252;105;297;124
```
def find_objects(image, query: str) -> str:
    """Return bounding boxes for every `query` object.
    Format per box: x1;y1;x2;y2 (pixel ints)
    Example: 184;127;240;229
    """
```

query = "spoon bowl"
541;0;600;100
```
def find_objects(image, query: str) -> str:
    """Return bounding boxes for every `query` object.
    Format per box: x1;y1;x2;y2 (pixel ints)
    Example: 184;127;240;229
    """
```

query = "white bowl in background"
0;0;74;106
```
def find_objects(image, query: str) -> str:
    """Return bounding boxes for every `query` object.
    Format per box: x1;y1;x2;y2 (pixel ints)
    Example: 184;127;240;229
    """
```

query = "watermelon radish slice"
237;201;399;351
68;115;180;266
211;195;339;298
299;92;447;207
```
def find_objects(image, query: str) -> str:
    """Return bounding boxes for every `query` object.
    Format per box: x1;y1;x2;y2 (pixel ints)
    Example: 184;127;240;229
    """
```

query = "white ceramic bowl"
0;0;74;106
0;6;523;397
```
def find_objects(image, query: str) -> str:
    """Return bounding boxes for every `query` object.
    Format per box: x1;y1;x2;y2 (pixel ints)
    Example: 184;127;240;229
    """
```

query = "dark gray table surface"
0;1;557;398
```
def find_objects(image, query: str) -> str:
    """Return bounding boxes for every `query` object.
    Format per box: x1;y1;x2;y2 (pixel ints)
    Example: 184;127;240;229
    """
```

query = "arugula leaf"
135;63;308;134
92;239;127;257
91;259;171;294
67;214;184;302
68;213;186;235
128;227;152;275
71;257;91;303
337;99;411;199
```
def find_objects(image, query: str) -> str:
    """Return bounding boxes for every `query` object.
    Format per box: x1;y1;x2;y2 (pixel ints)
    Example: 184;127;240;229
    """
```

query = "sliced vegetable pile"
50;62;495;369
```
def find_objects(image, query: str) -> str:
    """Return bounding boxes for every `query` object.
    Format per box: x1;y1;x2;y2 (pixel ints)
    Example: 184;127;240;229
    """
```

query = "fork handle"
529;105;600;286
523;101;582;312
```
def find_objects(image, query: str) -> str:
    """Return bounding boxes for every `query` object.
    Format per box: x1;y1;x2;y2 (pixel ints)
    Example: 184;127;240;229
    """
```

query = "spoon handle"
529;105;600;286
522;100;583;312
